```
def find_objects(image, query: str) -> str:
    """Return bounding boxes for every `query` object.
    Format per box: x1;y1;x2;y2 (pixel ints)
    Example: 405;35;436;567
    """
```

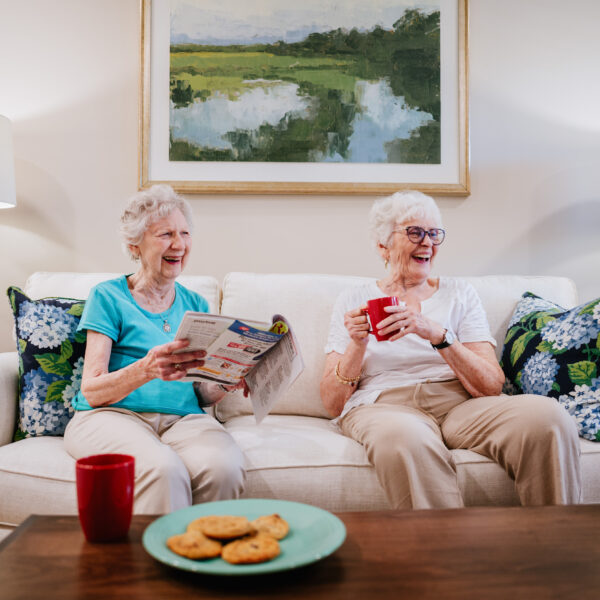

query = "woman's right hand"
344;305;370;344
143;339;206;381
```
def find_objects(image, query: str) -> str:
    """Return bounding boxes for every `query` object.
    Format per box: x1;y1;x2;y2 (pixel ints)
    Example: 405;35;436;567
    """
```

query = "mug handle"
362;307;376;335
364;298;400;336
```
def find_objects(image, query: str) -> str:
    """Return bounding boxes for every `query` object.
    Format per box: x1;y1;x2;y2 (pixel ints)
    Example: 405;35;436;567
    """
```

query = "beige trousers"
339;380;582;510
64;408;246;514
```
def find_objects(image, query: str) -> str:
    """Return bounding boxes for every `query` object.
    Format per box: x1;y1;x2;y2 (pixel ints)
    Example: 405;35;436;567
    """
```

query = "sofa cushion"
224;414;390;511
7;287;86;438
501;292;600;441
0;437;78;527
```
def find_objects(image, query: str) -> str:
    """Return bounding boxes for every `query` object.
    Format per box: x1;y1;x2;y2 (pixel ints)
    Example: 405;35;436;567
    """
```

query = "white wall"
1;0;599;352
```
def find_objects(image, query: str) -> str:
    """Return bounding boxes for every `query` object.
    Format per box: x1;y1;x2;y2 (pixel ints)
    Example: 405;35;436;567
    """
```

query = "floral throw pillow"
7;286;86;439
500;292;600;441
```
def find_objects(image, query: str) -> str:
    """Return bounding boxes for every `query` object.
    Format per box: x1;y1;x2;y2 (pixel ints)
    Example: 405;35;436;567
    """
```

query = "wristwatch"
431;329;456;350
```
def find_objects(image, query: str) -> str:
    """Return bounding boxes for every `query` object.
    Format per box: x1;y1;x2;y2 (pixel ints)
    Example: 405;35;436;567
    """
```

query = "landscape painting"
168;0;441;165
139;0;469;195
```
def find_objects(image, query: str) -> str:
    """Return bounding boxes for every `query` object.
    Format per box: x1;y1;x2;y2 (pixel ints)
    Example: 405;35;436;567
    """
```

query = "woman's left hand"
195;378;250;408
375;304;445;344
220;378;250;398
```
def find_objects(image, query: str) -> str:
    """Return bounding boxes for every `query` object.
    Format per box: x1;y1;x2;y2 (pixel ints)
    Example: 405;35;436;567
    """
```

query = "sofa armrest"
0;352;18;447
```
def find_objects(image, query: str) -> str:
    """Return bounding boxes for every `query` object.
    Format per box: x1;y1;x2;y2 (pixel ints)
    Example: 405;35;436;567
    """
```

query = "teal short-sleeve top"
73;275;209;415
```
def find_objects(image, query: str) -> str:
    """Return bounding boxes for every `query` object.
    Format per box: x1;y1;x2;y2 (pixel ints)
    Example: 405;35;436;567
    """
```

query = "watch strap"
431;329;453;350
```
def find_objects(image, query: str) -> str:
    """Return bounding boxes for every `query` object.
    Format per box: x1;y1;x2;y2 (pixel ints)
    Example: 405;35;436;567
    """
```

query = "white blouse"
324;278;496;420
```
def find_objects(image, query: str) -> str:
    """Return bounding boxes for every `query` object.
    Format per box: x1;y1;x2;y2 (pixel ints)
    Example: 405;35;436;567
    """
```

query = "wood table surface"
1;505;599;600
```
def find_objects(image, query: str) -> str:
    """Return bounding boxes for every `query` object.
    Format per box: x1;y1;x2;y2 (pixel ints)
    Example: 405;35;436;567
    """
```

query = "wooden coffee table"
1;505;599;599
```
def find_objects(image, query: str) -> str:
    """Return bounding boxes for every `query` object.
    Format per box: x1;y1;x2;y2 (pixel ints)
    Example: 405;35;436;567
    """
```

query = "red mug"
365;296;399;341
75;454;135;543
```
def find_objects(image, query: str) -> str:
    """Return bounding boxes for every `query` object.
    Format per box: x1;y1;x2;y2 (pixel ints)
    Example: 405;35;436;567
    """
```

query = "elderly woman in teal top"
64;185;246;513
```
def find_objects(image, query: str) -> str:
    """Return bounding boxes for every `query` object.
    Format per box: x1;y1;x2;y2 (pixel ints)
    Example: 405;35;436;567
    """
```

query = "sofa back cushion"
462;275;578;358
24;272;221;312
215;272;578;421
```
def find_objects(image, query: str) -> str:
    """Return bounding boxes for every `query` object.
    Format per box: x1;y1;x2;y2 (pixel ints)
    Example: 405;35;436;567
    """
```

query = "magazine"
173;312;304;423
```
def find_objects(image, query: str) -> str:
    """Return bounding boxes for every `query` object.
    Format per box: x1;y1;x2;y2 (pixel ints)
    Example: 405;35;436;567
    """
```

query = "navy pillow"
500;292;600;441
7;286;86;439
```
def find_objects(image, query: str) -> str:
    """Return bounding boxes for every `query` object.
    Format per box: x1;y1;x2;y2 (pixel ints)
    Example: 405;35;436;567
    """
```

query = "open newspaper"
173;312;304;423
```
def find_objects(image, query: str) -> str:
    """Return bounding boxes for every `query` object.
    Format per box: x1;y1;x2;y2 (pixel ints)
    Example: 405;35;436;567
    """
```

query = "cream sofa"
1;271;599;540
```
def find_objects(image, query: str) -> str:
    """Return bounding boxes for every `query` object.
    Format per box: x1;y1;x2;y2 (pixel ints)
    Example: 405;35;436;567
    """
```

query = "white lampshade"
0;115;17;209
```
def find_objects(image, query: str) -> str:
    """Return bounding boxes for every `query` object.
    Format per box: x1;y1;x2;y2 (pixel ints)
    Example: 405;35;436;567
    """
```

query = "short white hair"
368;190;443;248
119;184;194;260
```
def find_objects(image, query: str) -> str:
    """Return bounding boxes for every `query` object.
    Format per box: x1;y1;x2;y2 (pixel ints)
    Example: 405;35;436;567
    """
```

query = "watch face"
445;330;456;345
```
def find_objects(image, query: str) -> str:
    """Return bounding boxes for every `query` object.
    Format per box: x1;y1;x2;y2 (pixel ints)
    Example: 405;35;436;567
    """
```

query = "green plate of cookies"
142;498;347;575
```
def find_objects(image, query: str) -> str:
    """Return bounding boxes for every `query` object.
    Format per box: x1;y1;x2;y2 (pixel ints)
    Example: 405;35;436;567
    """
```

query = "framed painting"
139;0;469;195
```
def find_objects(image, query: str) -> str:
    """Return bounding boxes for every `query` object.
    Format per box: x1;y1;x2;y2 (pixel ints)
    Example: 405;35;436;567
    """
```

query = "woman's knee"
138;444;189;487
369;418;445;464
201;442;246;489
512;395;579;441
132;445;192;513
183;437;246;502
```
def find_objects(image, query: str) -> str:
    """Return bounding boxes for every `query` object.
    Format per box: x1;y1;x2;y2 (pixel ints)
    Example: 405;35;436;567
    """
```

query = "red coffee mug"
76;454;135;543
365;296;399;341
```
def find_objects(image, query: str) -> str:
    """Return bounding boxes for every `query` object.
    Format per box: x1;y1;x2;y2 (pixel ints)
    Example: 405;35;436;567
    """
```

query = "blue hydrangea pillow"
500;292;600;441
7;286;86;439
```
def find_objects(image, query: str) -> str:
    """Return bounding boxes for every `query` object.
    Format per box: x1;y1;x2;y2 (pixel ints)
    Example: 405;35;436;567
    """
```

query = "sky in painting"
170;0;440;45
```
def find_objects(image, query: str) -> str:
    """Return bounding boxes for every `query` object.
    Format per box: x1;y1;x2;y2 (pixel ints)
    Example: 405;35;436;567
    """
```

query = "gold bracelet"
335;361;362;386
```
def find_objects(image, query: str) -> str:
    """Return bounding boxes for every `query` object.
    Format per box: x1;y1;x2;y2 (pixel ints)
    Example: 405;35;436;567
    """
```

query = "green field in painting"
171;51;358;100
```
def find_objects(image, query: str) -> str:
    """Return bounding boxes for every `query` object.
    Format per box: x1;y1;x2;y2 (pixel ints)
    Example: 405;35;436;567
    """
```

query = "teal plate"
142;498;346;576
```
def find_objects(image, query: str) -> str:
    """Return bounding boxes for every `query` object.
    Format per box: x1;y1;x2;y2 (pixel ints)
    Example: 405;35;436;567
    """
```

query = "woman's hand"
194;378;250;408
223;378;250;398
211;378;250;399
375;305;445;344
343;305;370;344
143;339;206;381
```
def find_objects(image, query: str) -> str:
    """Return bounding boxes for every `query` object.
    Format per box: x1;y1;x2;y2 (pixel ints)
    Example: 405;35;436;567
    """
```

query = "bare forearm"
439;343;504;397
80;358;152;407
320;342;367;417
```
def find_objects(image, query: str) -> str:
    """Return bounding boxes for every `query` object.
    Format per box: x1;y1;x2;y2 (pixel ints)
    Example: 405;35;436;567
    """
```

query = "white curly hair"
368;190;443;248
119;184;194;260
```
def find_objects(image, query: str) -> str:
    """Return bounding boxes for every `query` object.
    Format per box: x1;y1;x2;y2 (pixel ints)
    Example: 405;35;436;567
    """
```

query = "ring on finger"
174;363;182;370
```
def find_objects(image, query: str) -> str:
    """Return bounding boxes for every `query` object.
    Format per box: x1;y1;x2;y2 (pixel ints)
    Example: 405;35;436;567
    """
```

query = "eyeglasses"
393;226;446;245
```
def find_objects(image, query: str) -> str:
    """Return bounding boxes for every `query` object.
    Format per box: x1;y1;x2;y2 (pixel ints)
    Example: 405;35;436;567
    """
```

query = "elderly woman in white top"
64;184;246;514
320;190;581;509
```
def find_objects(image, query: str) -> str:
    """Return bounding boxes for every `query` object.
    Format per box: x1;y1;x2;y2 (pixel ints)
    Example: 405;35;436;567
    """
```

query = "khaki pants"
64;408;246;514
339;380;582;510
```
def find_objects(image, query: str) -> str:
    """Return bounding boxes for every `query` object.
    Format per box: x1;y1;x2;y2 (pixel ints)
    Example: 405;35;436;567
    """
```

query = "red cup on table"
75;454;135;543
365;296;400;341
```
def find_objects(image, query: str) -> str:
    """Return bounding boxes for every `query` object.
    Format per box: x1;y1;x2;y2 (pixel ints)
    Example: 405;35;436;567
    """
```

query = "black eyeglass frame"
393;226;446;245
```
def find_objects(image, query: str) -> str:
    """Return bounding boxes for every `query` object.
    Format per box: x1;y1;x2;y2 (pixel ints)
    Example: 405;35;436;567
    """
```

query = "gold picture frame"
139;0;469;196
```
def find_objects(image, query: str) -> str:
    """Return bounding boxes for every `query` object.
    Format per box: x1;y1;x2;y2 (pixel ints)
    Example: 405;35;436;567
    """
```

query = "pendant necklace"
159;301;175;333
158;290;176;333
